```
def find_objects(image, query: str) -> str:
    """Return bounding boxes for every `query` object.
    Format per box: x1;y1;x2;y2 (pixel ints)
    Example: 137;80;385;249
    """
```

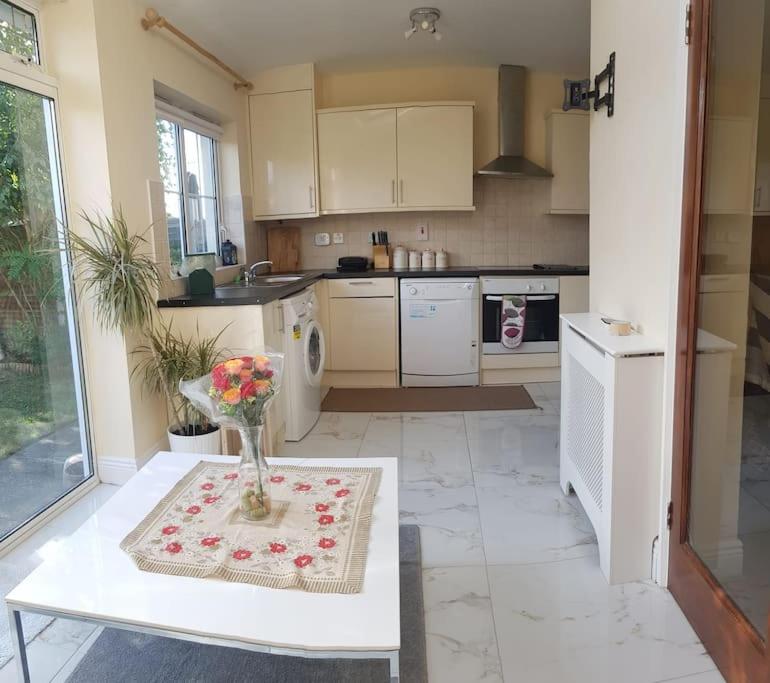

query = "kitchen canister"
436;249;449;269
408;250;421;269
421;249;435;269
393;245;408;270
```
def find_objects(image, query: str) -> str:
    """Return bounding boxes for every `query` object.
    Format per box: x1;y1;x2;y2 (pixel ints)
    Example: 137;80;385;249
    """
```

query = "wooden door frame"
669;0;770;679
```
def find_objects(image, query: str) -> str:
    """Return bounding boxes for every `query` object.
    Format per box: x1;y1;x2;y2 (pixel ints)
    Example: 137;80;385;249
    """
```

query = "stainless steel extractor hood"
477;65;553;178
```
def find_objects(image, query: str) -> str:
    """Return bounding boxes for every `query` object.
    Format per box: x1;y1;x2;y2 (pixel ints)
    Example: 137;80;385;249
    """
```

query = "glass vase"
237;425;272;521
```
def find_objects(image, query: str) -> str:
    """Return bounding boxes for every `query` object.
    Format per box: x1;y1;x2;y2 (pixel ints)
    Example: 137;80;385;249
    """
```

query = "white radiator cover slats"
559;314;664;585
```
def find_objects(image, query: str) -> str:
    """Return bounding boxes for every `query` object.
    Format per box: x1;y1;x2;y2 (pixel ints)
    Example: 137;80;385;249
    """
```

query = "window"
156;106;222;270
0;1;38;64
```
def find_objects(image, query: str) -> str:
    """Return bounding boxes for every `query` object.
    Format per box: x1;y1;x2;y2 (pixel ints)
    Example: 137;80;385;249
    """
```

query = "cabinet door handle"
391;179;396;205
756;187;762;209
309;185;315;210
349;281;375;285
399;179;404;204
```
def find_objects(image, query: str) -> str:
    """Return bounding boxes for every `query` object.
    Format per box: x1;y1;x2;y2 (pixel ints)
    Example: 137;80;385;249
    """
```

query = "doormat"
67;525;427;683
321;385;537;412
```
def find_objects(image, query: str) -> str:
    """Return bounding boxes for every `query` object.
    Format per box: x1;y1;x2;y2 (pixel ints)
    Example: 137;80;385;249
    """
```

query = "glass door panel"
0;80;92;542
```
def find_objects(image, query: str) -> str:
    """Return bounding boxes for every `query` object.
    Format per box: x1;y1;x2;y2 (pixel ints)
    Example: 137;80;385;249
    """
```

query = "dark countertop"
157;265;589;308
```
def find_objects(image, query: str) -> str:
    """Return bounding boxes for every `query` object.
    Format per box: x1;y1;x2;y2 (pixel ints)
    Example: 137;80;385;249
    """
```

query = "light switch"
333;232;344;244
314;232;331;246
416;223;428;241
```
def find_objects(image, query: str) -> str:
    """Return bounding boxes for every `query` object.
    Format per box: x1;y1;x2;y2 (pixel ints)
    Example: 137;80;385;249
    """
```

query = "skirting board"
97;457;138;485
482;367;560;385
322;370;399;388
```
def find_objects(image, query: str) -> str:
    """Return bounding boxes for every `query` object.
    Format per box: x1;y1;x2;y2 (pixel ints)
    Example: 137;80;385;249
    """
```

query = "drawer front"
328;278;396;298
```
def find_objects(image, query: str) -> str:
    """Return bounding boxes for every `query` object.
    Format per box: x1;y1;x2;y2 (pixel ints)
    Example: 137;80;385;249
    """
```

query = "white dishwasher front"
400;279;479;386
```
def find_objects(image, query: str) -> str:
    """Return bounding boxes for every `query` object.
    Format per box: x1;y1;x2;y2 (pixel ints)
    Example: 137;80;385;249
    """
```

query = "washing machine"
281;286;325;441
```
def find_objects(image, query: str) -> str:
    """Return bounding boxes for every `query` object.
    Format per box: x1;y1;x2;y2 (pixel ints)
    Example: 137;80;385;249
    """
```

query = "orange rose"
253;379;272;395
222;388;241;405
224;358;244;375
239;368;253;382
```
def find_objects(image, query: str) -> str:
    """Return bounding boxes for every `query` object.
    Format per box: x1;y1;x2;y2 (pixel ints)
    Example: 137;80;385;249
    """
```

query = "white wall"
589;0;690;583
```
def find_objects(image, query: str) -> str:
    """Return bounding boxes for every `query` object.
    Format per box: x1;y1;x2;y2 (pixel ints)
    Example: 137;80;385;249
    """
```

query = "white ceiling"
148;0;590;76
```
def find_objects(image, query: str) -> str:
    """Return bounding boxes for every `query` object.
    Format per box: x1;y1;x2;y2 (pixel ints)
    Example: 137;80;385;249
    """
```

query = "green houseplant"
67;210;228;452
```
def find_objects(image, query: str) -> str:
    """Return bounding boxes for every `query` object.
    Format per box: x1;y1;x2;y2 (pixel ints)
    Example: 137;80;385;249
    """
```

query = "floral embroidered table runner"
121;462;382;594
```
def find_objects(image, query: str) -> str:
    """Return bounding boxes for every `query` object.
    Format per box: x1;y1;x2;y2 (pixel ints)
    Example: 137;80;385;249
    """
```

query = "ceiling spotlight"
405;7;442;41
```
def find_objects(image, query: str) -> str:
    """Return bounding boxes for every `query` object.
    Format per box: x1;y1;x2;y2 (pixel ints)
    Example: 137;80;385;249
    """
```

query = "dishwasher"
400;279;479;386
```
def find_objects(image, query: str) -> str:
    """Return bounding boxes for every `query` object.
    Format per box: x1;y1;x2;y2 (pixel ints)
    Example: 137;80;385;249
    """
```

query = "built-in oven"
481;277;559;354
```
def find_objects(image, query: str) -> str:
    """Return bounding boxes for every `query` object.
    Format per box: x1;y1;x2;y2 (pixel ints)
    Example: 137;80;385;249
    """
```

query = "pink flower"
232;549;252;561
318;537;336;549
161;525;179;535
318;514;335;526
186;505;201;515
211;364;230;391
294;554;313;568
335;488;350;498
201;482;214;491
165;542;182;554
294;483;312;492
223;472;238;480
203;496;220;505
200;536;221;547
315;502;330;512
269;542;287;554
270;475;285;484
325;478;341;486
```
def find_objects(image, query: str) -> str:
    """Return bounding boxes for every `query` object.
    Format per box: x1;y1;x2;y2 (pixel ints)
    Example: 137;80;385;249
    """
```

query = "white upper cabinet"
545;110;589;215
249;89;318;220
316;102;474;214
318;108;397;212
755;99;770;214
396;105;474;209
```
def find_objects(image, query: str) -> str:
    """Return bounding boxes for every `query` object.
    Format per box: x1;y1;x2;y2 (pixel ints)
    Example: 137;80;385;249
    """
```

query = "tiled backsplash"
265;177;589;269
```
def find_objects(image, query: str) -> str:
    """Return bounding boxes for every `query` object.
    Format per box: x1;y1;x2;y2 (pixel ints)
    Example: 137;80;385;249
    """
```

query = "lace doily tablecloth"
120;461;382;594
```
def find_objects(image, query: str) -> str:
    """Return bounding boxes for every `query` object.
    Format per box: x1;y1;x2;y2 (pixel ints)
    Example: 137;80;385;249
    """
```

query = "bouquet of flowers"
180;350;284;521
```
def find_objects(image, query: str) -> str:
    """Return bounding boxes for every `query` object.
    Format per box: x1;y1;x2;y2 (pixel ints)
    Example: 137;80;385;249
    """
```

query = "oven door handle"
484;294;556;301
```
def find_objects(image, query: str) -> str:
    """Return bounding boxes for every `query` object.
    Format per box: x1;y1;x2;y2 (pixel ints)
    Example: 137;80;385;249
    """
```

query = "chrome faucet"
246;260;273;282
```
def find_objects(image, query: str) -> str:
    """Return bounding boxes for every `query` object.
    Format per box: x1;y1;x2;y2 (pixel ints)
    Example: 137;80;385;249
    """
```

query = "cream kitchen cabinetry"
545;110;589;214
322;278;398;387
755;99;770;214
317;102;474;214
249;86;318;220
396;105;474;209
317;108;397;212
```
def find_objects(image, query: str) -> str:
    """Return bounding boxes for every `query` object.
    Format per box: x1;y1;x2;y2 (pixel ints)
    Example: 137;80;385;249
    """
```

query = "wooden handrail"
141;8;253;91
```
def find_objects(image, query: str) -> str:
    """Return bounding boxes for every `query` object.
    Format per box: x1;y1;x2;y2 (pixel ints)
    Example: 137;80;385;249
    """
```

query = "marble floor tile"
276;412;371;458
521;384;558;415
476;471;597;566
655;670;725;683
400;485;486;567
422;566;503;683
465;411;560;477
488;555;715;683
360;413;474;489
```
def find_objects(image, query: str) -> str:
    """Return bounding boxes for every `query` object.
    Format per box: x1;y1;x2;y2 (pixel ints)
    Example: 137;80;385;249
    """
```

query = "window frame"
0;0;43;67
155;100;224;269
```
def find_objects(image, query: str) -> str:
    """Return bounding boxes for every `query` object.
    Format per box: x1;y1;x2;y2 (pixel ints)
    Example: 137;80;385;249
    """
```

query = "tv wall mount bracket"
562;52;615;117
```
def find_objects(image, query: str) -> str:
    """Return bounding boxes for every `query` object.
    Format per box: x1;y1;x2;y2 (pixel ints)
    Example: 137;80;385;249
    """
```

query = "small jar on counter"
408;250;421;269
436;249;449;269
421;249;435;269
393;245;408;269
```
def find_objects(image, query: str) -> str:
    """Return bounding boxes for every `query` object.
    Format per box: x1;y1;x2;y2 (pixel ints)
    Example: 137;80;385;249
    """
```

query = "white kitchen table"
5;452;400;682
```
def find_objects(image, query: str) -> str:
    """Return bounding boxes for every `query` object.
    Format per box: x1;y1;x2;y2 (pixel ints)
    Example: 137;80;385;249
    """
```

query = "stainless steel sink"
215;274;307;296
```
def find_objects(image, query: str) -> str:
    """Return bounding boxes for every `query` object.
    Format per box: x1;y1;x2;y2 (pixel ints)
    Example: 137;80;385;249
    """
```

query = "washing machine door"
303;320;325;387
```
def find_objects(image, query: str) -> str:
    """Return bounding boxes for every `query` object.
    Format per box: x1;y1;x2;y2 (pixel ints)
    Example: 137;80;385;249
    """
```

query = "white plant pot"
167;426;222;455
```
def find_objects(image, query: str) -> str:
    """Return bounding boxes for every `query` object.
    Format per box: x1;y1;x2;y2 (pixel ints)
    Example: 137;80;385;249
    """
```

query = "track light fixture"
405;7;442;41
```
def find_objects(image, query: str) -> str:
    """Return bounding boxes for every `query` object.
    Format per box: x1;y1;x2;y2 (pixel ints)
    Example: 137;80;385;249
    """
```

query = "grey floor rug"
67;525;426;683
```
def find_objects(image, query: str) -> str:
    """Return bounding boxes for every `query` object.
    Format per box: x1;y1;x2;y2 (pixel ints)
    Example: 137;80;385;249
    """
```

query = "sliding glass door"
0;72;93;543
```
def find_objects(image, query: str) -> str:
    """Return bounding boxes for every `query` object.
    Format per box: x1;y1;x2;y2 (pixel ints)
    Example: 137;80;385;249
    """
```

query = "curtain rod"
141;8;253;91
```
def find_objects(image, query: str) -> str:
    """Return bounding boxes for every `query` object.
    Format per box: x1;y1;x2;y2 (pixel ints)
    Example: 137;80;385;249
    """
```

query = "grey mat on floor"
67;525;426;683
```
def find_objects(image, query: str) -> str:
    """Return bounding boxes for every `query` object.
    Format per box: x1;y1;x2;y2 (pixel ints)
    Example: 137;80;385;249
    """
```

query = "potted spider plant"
134;320;227;453
67;210;228;453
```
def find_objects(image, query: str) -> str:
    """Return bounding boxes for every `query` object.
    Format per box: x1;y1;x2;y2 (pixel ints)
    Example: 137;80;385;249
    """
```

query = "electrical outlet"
333;232;344;244
416;223;429;241
314;232;331;247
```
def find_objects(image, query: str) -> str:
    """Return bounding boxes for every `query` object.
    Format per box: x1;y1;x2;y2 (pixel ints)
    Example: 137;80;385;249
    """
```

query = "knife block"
372;245;390;269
